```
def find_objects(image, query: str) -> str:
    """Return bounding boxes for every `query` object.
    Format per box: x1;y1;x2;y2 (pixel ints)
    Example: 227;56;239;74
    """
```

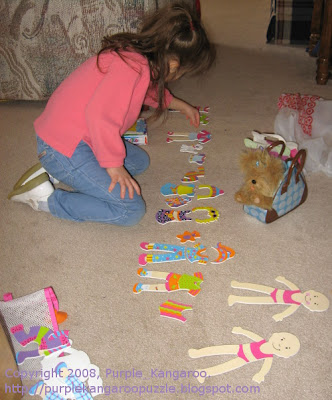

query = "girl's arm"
168;97;200;128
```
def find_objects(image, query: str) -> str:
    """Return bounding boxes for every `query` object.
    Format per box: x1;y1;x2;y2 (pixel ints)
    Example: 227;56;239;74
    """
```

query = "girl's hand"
106;166;141;199
182;104;200;128
168;97;200;128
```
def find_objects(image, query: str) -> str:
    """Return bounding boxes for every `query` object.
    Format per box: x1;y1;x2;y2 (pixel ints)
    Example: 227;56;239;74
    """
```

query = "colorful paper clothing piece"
189;153;206;165
176;230;201;243
211;243;235;264
133;269;204;297
188;327;300;384
40;346;103;398
139;242;208;265
159;300;193;323
196;106;210;113
244;130;298;160
180;144;204;154
170;105;209;114
156;209;192;224
165;195;192;208
182;166;205;183
160;183;195;197
192;207;220;223
29;362;93;400
167;130;211;144
197;185;224;200
10;325;71;365
199;114;209;125
228;277;330;321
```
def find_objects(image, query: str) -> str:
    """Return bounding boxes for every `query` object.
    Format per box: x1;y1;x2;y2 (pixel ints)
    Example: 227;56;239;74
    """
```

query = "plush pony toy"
235;149;285;210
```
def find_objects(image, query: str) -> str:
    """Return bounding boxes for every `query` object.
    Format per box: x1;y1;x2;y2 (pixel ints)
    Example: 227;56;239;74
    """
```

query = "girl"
8;2;215;226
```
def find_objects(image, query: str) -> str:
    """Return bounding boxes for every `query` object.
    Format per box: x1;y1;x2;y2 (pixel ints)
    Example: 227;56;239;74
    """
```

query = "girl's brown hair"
98;2;216;119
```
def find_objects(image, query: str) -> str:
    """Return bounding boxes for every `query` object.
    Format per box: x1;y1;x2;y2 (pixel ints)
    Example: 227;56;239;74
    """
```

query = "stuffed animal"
235;149;285;210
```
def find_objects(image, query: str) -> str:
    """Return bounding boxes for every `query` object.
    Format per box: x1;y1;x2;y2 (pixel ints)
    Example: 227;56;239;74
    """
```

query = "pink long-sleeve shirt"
34;51;173;168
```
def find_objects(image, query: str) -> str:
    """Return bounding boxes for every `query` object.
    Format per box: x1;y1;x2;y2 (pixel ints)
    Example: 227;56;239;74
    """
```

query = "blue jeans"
36;136;149;225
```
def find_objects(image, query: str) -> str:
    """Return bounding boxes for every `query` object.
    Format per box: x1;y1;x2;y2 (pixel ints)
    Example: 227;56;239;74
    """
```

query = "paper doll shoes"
8;162;56;211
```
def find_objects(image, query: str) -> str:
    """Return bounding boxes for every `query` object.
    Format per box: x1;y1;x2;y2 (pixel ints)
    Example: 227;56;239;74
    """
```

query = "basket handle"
281;149;306;195
266;140;286;158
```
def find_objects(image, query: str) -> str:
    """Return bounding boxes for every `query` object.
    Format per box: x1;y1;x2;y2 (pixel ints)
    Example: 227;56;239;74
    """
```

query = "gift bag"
244;149;308;223
0;288;60;373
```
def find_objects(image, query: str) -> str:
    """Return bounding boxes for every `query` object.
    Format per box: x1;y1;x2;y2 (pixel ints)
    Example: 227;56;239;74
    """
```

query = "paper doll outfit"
11;325;70;364
159;300;193;323
29;380;67;399
180;144;204;154
270;289;302;305
165;272;203;296
165;195;192;208
182;166;205;182
197;185;224;200
176;230;200;243
139;242;208;265
189;154;206;165
156;209;192;224
55;362;93;400
237;340;273;363
211;243;235;264
160;183;195;197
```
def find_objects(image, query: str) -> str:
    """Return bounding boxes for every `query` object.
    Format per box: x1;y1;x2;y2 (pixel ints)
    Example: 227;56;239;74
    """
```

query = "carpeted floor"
1;1;331;399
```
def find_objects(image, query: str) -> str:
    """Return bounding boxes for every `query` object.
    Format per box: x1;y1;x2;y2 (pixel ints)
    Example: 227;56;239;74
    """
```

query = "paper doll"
10;325;71;364
40;347;103;398
133;268;203;297
228;277;330;321
29;362;93;400
188;327;300;384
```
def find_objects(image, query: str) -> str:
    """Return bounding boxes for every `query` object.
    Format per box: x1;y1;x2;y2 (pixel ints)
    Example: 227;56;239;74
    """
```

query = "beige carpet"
1;1;331;399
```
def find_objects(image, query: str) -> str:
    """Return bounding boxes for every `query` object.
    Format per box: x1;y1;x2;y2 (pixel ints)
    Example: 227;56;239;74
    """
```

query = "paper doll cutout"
176;230;201;243
228;277;330;321
159;300;193;323
192;207;220;223
29;362;94;400
167;130;211;144
197;185;224;200
133;269;203;297
160;183;195;197
199;114;209;125
156;209;192;224
40;347;103;398
182;166;205;182
188;327;300;384
211;243;235;264
139;242;208;265
189;153;206;165
165;195;192;208
180;144;204;154
10;325;71;364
